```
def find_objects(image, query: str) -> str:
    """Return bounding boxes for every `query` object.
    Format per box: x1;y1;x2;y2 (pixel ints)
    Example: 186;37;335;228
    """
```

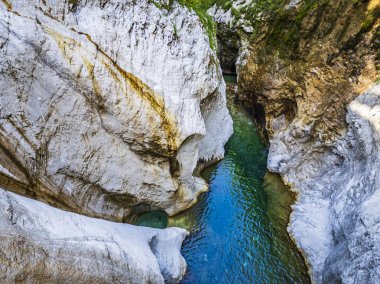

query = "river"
168;76;310;283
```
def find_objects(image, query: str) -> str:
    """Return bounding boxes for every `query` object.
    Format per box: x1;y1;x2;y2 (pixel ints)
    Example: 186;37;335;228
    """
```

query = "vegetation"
149;0;379;55
177;0;218;49
149;0;287;50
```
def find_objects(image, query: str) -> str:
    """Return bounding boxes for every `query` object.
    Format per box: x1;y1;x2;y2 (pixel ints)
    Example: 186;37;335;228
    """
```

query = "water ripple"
169;80;310;284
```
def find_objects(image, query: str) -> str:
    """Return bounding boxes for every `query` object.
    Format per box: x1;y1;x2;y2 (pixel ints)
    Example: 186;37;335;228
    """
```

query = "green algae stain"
134;210;169;229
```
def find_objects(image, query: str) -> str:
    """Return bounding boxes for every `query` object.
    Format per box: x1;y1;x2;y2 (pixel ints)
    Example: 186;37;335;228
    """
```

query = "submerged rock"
0;0;232;221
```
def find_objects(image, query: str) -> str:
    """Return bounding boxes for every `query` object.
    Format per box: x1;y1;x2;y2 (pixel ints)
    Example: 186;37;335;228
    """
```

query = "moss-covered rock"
238;0;380;138
235;0;380;283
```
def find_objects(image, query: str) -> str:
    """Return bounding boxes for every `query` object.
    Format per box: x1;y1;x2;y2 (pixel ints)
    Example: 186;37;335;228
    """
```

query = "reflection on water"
169;77;310;283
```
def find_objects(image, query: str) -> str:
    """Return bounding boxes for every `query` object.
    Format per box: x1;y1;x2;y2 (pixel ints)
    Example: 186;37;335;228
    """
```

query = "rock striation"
0;187;188;283
234;0;380;282
0;0;233;282
268;85;380;283
0;0;233;221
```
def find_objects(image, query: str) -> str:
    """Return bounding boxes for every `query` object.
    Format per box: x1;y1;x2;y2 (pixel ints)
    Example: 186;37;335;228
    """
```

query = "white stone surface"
207;0;255;32
0;0;232;219
268;84;380;283
0;1;234;282
0;187;188;283
285;0;302;9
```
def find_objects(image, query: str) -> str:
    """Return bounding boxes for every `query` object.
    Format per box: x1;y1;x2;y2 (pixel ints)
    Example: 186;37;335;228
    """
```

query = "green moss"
177;0;218;50
341;5;380;53
173;22;179;40
361;6;380;33
148;0;173;10
295;0;322;23
249;0;379;60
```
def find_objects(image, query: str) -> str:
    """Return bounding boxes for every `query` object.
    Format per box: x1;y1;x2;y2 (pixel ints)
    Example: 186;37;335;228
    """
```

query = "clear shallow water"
134;210;168;229
168;77;310;283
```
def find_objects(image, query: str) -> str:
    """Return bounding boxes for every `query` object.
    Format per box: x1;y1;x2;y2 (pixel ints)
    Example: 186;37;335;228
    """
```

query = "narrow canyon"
0;0;379;283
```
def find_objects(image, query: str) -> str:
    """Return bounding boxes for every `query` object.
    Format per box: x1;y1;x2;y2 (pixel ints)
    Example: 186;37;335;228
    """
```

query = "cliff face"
0;0;232;221
234;0;380;282
0;0;233;281
238;0;379;140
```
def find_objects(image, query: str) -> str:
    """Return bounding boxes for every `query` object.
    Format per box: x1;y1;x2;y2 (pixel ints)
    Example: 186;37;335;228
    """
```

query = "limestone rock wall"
235;0;380;282
0;187;188;283
0;0;233;221
0;1;234;282
267;85;380;283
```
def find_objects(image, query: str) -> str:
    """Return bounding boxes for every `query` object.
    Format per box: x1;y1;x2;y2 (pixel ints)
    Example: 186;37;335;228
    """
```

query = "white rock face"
0;0;233;220
207;1;255;33
0;187;188;283
0;1;233;282
268;84;380;283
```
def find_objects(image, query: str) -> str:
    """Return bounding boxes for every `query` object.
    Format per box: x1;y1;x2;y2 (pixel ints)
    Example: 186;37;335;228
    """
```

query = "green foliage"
148;0;174;10
173;22;179;40
177;0;218;50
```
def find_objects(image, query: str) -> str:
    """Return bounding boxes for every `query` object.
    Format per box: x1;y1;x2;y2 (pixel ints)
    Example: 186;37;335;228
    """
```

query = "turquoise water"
169;77;310;283
134;210;168;229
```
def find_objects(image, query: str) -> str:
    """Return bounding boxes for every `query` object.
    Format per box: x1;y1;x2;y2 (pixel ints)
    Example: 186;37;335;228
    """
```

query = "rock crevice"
209;0;380;282
0;0;233;221
0;0;233;282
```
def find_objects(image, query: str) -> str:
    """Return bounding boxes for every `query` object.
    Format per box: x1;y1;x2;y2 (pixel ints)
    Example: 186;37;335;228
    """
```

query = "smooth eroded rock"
0;187;188;283
0;0;233;221
234;0;380;282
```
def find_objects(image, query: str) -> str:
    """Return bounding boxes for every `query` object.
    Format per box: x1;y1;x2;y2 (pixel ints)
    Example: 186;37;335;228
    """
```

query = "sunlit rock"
235;0;380;282
0;0;232;221
0;187;188;283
